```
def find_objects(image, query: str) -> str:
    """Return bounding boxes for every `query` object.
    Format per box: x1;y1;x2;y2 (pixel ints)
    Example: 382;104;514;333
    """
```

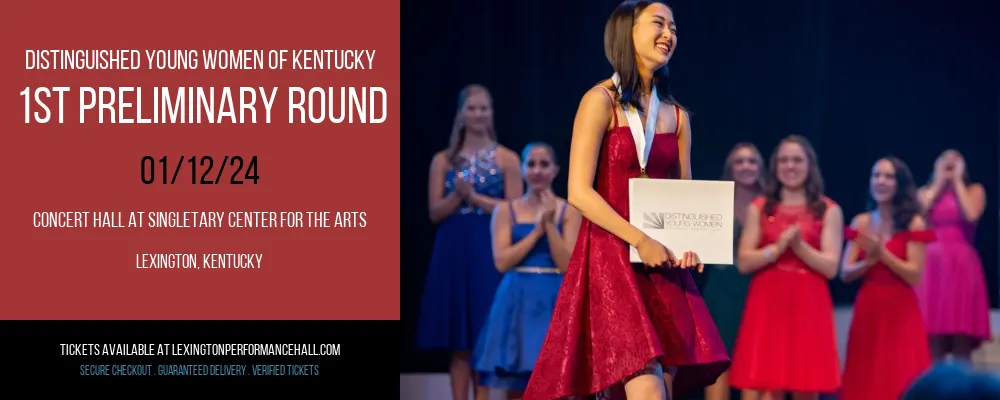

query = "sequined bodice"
444;144;506;215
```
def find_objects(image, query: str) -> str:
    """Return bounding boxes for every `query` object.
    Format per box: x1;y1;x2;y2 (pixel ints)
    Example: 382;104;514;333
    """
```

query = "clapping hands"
852;230;883;259
778;224;802;249
536;190;558;225
453;176;474;199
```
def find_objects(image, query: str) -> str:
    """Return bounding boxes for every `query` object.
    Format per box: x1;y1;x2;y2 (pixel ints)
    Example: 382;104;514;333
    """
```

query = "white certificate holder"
628;178;735;265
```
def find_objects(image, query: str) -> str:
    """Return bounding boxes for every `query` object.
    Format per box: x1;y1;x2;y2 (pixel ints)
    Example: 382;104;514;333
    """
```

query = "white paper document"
628;178;735;265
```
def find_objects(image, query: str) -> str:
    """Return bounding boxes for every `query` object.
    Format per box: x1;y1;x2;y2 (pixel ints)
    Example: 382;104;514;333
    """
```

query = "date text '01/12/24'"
141;156;259;185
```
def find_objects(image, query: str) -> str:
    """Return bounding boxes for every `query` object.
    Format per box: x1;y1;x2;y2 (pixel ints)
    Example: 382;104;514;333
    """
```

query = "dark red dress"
729;197;841;393
840;227;934;400
523;90;730;400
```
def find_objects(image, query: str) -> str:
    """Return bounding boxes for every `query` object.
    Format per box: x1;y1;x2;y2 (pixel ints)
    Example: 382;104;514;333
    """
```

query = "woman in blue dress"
473;142;580;400
416;84;524;400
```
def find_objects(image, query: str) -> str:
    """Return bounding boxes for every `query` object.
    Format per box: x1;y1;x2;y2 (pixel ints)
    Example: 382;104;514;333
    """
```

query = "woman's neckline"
457;142;497;159
611;125;677;136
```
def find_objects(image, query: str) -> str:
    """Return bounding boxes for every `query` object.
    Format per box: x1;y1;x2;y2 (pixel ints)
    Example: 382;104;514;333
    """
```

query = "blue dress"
472;201;568;390
415;144;506;351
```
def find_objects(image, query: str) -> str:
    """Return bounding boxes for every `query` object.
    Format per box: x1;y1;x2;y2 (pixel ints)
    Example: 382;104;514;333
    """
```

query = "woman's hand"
853;230;883;260
777;224;801;249
679;251;704;273
536;190;558;224
953;159;966;182
636;235;675;268
453;177;473;199
933;158;952;186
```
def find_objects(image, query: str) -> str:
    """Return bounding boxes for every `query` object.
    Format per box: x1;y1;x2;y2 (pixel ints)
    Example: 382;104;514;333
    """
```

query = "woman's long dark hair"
763;135;826;218
868;156;922;231
604;0;684;114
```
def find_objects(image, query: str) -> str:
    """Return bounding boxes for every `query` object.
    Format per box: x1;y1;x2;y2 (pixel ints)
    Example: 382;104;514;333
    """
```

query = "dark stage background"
401;0;1000;373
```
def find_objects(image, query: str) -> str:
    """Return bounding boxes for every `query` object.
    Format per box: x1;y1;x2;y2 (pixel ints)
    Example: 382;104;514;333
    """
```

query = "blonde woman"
416;84;523;400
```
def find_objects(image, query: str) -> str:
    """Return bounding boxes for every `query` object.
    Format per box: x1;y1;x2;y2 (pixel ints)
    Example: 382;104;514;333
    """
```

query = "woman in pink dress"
914;149;990;362
523;1;729;399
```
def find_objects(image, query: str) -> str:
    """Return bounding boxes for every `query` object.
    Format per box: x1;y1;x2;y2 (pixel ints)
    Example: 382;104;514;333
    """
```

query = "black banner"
0;320;397;392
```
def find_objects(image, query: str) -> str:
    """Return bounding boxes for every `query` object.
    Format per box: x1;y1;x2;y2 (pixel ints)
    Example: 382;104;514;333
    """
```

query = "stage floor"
401;307;1000;400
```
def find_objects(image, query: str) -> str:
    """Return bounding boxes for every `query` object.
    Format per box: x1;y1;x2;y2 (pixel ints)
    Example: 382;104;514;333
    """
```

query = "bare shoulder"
492;201;510;220
557;197;573;213
677;105;691;125
821;196;840;208
969;182;986;195
582;84;615;108
557;197;579;222
495;145;520;166
908;214;927;230
577;84;617;132
596;78;616;91
851;212;872;229
679;106;690;119
824;201;844;217
430;150;450;170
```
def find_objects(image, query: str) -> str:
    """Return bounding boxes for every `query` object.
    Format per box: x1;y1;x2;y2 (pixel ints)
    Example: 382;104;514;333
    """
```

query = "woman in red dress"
730;135;843;400
840;156;933;400
523;1;729;399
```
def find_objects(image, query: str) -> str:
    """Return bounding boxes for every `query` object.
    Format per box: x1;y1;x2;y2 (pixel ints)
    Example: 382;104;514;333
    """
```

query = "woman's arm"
840;213;875;283
917;183;945;212
544;203;582;273
428;152;465;223
879;216;929;285
737;203;787;274
677;109;692;180
491;202;543;273
952;181;986;223
467;147;524;213
566;87;648;248
791;204;844;280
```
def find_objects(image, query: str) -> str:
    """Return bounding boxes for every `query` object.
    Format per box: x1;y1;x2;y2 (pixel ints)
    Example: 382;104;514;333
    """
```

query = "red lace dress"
840;227;934;400
523;90;729;400
729;197;841;393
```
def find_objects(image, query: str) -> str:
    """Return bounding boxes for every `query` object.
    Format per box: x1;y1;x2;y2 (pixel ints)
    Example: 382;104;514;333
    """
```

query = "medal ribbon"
611;73;659;178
